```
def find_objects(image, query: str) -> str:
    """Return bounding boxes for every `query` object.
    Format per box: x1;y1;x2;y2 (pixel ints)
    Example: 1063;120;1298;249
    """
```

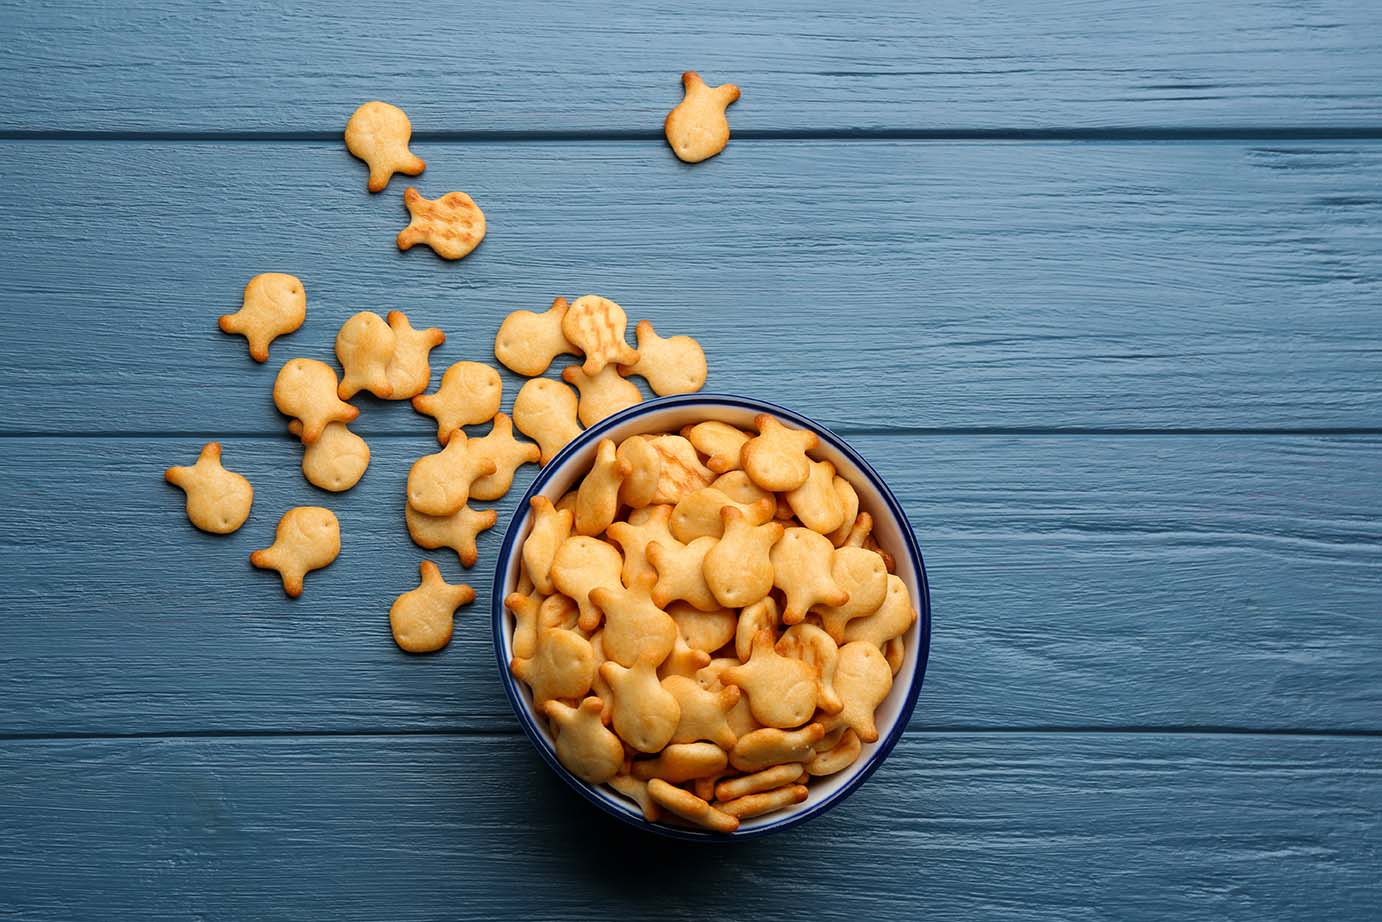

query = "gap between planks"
4;726;1381;744
3;128;1382;143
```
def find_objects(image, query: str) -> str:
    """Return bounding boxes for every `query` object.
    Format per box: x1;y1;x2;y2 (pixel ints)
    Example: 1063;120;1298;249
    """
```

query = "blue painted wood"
3;0;1381;134
2;434;1379;736
2;140;1381;433
3;1;1381;916
1;732;1378;921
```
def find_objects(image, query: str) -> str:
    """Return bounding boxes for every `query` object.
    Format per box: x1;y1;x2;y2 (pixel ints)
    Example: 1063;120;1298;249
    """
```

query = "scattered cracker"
562;363;643;427
397;188;486;260
562;295;638;376
335;310;396;400
619;320;707;396
218;273;306;363
412;361;503;445
664;72;741;164
384;310;445;400
164;442;254;534
405;432;497;517
405;503;498;569
288;419;370;493
389;560;476;653
272;358;359;445
467;413;541;501
513;378;582;465
494;297;579;376
249;506;340;598
344;100;425;193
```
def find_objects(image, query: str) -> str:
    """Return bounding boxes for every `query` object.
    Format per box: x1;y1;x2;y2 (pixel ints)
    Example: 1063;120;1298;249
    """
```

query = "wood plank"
2;140;1381;433
3;434;1379;736
3;1;1381;133
1;732;1377;920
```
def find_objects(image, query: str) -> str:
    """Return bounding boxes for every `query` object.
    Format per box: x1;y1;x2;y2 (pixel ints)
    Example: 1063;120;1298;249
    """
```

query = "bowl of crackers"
493;394;931;839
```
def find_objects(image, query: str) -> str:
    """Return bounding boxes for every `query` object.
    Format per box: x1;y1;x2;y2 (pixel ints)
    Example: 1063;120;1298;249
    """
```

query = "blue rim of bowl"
492;393;933;842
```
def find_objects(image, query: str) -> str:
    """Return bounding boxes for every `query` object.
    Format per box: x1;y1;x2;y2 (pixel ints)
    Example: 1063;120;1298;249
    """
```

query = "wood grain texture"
3;435;1378;736
2;732;1378;921
2;140;1381;433
3;0;1381;134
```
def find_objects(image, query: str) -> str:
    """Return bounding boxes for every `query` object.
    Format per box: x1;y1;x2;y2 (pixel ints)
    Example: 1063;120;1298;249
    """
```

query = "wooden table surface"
2;2;1380;919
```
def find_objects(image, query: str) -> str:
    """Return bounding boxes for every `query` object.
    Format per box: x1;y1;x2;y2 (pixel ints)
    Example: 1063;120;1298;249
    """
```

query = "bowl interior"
494;395;931;838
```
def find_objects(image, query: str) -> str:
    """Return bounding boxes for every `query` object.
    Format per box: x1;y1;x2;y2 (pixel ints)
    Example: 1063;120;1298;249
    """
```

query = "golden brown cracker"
574;438;630;537
164;442;253;534
600;654;682;753
619;320;707;395
334;310;396;399
288;419;370;493
384;310;445;400
218;273;305;363
273;358;360;444
522;496;573;595
397;188;486;260
404;502;497;569
467;413;540;501
344;100;425;192
605;503;675;588
721;628;819;729
550;535;624;632
561;295;638;376
645;778;739;833
249;506;340;597
405;432;498;517
510;627;597;708
513;378;583;465
630;742;728;783
545;697;625;785
563;363;643;427
493;297;579;377
588;576;678;668
412;361;503;445
741;414;818;492
664;72;741;164
770;527;848;625
389;560;477;653
647;535;720;612
703;506;784;609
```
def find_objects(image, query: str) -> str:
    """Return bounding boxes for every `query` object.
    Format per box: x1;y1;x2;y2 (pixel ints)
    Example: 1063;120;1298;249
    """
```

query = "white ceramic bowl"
492;394;932;839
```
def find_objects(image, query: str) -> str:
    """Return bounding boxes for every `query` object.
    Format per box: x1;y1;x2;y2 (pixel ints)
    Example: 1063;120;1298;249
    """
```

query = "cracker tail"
282;572;305;598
